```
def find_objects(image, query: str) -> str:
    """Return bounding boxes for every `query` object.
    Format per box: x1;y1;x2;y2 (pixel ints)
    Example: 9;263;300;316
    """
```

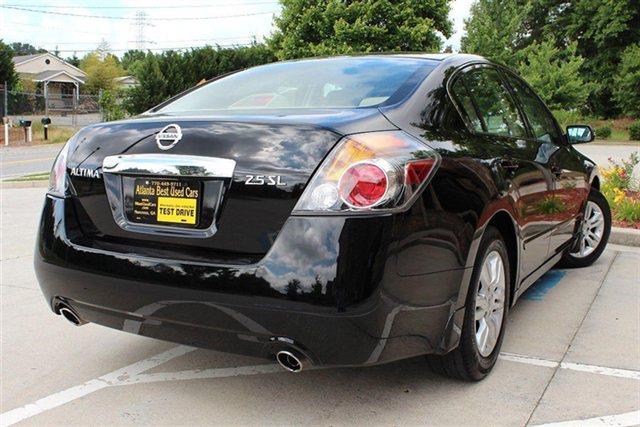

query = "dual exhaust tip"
58;305;86;326
275;350;305;372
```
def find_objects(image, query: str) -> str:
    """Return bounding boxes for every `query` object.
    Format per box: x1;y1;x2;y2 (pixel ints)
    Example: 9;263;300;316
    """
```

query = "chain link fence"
1;84;104;129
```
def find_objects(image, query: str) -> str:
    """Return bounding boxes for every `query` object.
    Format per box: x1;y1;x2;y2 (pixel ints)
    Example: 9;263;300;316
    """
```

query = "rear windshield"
155;57;438;113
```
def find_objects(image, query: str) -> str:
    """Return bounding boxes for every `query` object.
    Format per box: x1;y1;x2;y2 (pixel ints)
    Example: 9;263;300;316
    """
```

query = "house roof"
12;52;87;77
12;54;44;65
114;75;138;83
33;70;85;84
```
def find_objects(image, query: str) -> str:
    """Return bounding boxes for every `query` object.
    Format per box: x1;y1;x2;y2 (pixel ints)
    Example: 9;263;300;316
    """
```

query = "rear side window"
452;67;526;138
505;73;560;143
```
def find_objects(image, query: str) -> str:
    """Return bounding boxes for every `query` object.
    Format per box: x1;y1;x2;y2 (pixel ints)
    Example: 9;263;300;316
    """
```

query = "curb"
0;180;49;189
609;227;640;247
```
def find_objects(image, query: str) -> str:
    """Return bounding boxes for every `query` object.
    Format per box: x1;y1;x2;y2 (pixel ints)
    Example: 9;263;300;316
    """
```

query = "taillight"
339;159;396;208
293;131;439;213
48;140;71;197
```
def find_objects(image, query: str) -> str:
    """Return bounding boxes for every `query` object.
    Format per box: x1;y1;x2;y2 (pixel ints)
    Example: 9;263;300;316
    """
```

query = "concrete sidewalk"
1;188;639;426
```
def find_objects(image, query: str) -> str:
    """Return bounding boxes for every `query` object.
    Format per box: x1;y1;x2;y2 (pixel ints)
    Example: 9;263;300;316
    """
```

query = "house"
12;52;87;109
114;75;138;89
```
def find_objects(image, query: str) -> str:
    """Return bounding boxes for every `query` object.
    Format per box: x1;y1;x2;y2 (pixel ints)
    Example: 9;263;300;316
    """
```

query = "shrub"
595;125;612;139
601;152;639;190
601;153;640;225
613;194;640;223
552;109;583;128
99;90;126;122
629;121;640;141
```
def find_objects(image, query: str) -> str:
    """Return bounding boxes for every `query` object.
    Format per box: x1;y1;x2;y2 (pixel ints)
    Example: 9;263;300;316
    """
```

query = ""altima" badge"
156;124;182;151
70;167;101;179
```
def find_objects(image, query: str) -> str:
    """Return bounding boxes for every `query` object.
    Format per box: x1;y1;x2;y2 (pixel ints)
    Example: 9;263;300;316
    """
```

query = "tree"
614;45;640;118
515;0;640;116
461;0;640;117
65;54;80;67
270;0;453;60
8;42;46;56
562;0;639;117
461;0;527;67
517;38;591;110
121;50;147;73
124;53;167;114
0;40;18;86
124;44;276;114
79;52;126;94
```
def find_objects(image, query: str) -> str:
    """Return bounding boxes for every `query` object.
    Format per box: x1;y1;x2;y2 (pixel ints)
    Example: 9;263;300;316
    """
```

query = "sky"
0;0;474;57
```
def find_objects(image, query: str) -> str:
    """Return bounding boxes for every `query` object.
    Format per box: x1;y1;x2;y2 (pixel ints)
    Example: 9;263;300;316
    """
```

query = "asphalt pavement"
0;143;63;180
1;187;639;426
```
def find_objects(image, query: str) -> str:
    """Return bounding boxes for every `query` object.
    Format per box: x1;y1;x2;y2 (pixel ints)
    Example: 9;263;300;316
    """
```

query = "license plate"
131;179;201;226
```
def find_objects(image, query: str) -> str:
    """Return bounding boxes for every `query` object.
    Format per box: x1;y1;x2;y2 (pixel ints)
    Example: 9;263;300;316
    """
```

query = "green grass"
5;172;50;182
30;122;76;145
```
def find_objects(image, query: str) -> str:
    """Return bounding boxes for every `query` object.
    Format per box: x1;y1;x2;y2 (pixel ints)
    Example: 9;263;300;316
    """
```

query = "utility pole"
135;11;148;51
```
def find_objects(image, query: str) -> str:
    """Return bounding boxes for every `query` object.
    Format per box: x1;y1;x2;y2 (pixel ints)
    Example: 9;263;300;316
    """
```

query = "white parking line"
499;352;559;368
1;347;638;426
559;362;640;381
0;345;196;426
531;410;640;426
499;353;640;380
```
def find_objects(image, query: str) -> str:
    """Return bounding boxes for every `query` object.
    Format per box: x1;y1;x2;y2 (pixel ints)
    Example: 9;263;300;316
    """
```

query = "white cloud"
444;0;474;51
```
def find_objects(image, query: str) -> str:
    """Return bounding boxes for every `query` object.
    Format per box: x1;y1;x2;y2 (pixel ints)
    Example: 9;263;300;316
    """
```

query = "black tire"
559;189;611;269
427;226;510;381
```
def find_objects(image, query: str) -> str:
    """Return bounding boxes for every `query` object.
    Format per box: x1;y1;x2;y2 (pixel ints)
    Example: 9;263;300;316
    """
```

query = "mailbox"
18;120;32;143
41;117;52;140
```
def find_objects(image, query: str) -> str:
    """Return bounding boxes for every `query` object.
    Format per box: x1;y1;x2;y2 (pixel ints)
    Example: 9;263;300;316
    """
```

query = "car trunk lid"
66;111;394;261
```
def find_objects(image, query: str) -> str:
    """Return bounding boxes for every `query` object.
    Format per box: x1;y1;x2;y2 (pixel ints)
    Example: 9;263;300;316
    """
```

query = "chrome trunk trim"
103;154;236;178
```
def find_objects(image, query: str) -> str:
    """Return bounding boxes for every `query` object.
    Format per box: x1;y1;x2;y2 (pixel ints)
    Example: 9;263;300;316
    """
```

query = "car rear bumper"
35;195;467;367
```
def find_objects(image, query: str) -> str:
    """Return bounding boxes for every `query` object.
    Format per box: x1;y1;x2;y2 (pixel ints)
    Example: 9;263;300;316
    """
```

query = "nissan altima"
35;54;610;380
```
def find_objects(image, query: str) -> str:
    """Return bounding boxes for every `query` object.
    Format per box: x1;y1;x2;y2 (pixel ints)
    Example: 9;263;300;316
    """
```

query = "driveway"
1;187;638;426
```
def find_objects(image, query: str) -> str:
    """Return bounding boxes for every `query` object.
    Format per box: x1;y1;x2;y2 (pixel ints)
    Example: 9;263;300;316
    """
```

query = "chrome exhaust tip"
276;350;305;372
58;306;85;326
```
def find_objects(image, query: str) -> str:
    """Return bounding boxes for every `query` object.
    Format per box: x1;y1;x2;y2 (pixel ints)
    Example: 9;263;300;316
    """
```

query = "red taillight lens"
293;131;439;213
405;159;435;185
339;162;388;208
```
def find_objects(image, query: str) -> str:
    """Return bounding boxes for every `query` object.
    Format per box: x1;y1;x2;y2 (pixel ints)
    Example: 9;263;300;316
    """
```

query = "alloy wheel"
475;250;506;357
570;201;604;258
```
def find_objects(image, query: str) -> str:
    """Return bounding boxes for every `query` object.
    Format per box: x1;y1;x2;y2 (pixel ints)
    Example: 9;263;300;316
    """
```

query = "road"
1;187;639;426
0;143;63;179
0;141;637;181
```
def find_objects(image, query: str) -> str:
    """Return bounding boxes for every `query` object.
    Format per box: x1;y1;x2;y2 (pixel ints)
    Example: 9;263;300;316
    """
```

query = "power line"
0;5;276;21
50;43;259;53
2;1;279;9
4;20;113;36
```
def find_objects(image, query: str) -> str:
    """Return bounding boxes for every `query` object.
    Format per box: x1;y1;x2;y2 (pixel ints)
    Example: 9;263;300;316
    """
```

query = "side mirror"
566;125;594;144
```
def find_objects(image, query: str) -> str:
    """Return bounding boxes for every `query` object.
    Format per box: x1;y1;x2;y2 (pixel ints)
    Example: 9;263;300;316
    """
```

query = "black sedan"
35;54;610;380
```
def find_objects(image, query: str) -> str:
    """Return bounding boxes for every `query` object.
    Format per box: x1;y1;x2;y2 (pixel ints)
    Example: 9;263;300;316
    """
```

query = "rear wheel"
559;189;611;268
427;226;509;381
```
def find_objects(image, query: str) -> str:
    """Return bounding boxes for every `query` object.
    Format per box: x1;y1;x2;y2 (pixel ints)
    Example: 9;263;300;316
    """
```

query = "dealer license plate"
130;179;201;226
